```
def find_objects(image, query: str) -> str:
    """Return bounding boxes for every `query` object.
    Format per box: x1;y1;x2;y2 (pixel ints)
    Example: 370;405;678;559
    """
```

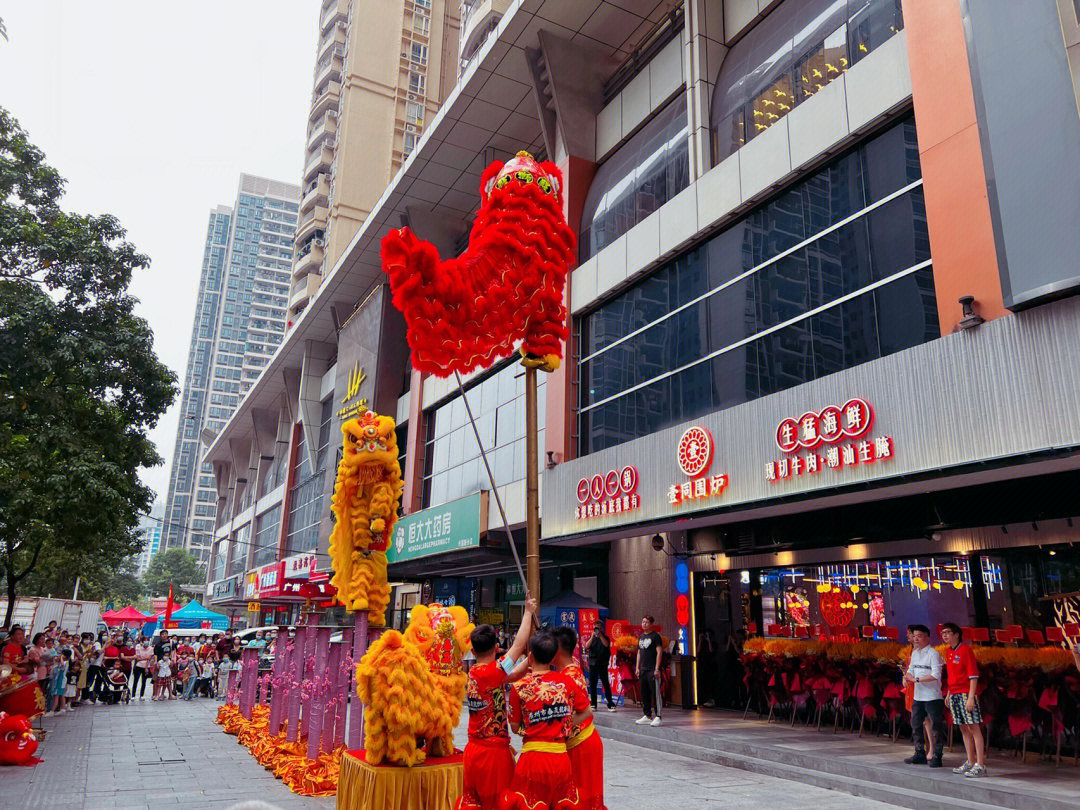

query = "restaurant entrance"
692;571;740;709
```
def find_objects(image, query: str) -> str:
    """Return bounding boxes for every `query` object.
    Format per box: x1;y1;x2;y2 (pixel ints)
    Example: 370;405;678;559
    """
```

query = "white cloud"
0;1;321;500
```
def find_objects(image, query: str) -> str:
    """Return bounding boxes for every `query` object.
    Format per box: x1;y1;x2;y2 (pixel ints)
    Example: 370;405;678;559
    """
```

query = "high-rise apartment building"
135;502;165;576
162;175;299;565
288;0;461;322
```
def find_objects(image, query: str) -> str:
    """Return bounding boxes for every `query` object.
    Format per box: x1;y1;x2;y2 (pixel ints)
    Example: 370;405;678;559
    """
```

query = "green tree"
0;108;177;626
142;548;204;598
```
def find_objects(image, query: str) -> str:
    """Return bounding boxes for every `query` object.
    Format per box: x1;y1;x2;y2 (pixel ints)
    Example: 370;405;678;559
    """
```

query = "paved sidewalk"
9;698;899;810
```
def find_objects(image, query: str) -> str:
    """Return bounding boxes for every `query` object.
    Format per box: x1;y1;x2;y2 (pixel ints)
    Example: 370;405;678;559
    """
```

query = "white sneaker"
607;705;617;712
635;715;651;725
964;764;987;778
65;706;74;712
650;716;662;727
44;711;54;717
952;761;973;774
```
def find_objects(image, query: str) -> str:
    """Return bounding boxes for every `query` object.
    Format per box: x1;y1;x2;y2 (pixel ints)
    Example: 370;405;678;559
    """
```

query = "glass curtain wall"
711;0;904;162
579;117;936;453
285;398;333;554
252;505;282;567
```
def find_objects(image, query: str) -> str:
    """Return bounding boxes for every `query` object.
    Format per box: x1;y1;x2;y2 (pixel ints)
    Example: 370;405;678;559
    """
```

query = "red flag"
163;582;175;628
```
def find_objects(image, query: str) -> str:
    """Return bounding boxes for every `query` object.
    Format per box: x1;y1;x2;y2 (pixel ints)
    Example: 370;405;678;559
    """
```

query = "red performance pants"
567;725;605;810
501;748;581;810
456;738;516;810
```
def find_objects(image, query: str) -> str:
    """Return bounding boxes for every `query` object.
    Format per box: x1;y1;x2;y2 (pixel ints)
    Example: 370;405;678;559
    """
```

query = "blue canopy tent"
142;600;229;635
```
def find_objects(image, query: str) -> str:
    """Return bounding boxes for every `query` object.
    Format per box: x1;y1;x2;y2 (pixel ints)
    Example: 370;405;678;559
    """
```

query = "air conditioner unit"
313;238;325;247
407;93;417;101
405;123;417;132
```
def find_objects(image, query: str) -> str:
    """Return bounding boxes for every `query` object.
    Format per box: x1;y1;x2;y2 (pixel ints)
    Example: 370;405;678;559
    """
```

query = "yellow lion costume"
355;603;474;766
328;410;403;625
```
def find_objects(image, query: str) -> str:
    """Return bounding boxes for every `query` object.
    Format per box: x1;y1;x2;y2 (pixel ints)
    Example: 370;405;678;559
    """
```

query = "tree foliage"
141;548;204;599
0;108;177;625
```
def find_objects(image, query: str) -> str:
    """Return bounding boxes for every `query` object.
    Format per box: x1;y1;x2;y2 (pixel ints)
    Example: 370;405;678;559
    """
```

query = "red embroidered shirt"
466;659;510;740
560;662;593;738
509;671;588;745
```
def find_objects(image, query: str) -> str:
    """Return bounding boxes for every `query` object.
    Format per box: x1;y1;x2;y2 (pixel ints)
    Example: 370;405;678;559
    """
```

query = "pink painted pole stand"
227;667;239;702
321;640;342;754
332;625;353;748
268;626;290;736
347;611;369;750
305;626;331;760
285;625;308;743
240;648;258;720
300;614;318;741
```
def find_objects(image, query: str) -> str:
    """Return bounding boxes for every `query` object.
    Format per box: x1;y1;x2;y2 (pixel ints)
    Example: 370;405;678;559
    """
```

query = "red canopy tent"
101;605;150;626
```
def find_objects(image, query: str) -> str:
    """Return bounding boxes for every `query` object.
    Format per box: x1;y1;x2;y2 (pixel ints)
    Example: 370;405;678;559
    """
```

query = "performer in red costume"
455;594;538;810
552;627;606;810
381;151;576;377
503;633;591;810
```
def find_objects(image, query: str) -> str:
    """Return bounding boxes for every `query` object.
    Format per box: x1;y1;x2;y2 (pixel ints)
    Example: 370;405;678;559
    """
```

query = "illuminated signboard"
575;466;639;520
766;397;894;482
668;426;728;505
674;560;690;655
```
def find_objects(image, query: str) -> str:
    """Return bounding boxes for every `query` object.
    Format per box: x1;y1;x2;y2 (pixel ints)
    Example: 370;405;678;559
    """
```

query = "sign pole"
523;362;541;602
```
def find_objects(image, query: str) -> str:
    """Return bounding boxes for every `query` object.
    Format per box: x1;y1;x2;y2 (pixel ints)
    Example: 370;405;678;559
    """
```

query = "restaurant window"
227;523;249;577
579;96;689;261
711;0;904;162
579;117;935;454
421;360;544;509
252;505;282;568
285;398;334;554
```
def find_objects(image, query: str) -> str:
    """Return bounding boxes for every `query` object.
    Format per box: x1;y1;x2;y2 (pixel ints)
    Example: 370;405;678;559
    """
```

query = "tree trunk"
4;571;17;628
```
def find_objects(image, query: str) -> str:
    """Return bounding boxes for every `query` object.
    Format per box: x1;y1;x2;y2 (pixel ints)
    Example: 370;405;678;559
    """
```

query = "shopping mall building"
204;0;1080;692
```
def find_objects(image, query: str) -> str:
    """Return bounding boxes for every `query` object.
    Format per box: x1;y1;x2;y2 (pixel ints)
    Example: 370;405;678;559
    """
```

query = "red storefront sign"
767;397;894;482
575;465;640;520
668;426;728;505
256;562;285;598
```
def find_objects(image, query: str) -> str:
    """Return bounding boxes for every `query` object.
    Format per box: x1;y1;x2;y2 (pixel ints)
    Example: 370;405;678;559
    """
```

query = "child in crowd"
195;655;216;698
153;654;172;701
105;660;130;704
46;649;70;715
553;627;606;810
455;596;536;810
504;632;592;810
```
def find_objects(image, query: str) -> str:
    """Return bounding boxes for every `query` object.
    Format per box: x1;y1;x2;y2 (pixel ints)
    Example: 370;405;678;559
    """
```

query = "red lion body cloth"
381;151;576;377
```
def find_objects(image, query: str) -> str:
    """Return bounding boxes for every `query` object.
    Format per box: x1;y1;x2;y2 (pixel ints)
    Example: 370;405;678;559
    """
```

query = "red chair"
1006;624;1023;641
780;625;793;638
994;629;1012;644
861;626;874;639
961;626;976;640
1026;629;1045;645
794;625;809;638
767;624;783;636
747;621;758;635
968;627;990;643
882;626;899;641
1063;622;1079;638
1045;626;1065;643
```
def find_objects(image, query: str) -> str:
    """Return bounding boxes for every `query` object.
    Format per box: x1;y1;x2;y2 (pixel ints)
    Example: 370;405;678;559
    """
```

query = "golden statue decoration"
327;409;403;626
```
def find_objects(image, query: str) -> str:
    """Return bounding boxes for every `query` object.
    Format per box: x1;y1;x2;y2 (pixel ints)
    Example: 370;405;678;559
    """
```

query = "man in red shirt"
505;632;592;810
553;627;605;810
940;623;986;777
454;595;537;810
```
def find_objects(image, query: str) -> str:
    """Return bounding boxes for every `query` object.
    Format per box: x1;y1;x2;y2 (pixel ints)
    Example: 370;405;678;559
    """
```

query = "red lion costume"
0;712;40;766
381;151;576;377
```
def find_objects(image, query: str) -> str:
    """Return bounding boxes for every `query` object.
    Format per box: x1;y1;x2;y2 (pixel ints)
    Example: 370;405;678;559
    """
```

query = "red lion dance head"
381;151;576;377
0;712;40;766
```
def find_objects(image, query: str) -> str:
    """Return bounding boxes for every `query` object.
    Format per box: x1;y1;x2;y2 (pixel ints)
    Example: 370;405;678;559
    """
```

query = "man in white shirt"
903;624;945;767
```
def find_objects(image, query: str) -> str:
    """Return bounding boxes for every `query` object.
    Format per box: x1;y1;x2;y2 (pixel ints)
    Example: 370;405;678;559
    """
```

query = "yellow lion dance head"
356;603;475;767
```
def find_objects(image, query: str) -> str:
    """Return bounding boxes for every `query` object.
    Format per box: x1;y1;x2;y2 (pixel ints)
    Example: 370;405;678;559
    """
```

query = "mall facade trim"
203;0;1080;672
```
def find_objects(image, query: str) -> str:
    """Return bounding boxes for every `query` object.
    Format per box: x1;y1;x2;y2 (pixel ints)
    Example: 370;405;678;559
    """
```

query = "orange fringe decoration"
214;704;343;797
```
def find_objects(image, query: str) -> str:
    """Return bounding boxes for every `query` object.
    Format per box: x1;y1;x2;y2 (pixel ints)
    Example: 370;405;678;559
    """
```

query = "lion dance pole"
380;151;576;601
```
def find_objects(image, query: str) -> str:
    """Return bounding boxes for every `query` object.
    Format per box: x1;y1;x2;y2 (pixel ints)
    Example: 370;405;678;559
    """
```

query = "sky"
0;1;321;503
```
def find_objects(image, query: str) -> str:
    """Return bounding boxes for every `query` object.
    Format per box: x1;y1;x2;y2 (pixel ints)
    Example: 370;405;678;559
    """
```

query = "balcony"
292;237;325;278
314;50;344;96
459;0;509;66
309;79;341;123
289;272;323;316
295;205;329;244
318;22;347;62
303;144;334;184
320;0;348;33
307;109;339;151
300;174;331;215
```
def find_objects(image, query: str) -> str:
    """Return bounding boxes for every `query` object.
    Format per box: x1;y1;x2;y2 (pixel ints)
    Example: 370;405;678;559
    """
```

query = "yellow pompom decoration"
328;410;404;625
356;602;475;767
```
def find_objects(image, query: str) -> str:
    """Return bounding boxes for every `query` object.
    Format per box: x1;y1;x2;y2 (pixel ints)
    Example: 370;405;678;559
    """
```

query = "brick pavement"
9;698;897;810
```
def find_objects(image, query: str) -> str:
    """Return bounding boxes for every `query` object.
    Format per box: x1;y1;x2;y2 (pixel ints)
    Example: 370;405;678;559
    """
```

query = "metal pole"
454;370;528;593
523;363;540;602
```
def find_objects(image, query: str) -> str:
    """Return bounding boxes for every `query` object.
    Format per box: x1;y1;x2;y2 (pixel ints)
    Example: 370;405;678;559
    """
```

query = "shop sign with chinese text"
575;465;640;520
668;426;729;505
283;552;317;580
388;491;486;564
210;575;240;602
766;398;894;482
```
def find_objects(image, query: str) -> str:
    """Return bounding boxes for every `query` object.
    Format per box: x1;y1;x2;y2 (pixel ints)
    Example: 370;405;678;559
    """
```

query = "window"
285;399;334;554
580;96;689;260
421;360;544;509
414;0;431;8
403;131;419;157
212;539;227;581
579;117;936;454
405;101;423;126
413;12;430;36
411;42;428;65
711;0;903;161
227;523;249;576
252;506;282;567
409;71;426;95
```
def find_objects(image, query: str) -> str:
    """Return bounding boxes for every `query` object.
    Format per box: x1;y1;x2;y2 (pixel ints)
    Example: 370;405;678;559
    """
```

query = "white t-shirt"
907;645;944;702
